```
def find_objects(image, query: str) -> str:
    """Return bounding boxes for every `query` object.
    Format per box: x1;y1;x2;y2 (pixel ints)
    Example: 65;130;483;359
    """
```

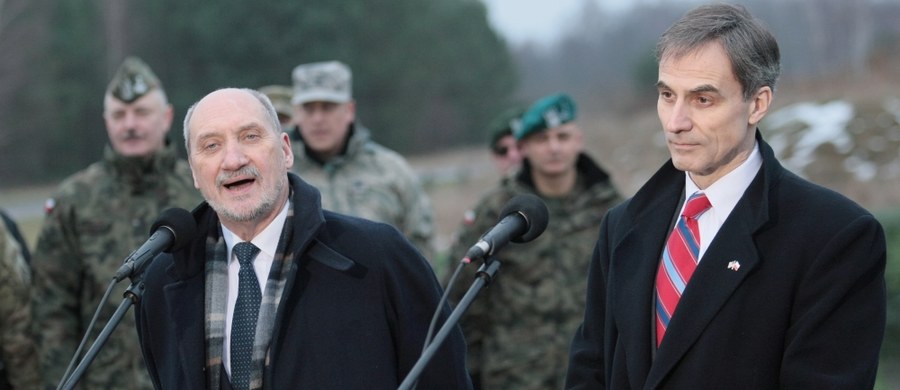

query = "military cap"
106;57;162;103
488;106;526;149
259;85;293;118
515;93;578;140
291;61;352;105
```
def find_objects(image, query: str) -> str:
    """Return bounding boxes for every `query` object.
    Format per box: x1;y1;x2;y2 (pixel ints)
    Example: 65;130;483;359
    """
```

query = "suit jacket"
566;132;886;389
135;173;472;390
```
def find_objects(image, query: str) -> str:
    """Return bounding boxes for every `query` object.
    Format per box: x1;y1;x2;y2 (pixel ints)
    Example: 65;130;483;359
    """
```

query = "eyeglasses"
492;145;510;156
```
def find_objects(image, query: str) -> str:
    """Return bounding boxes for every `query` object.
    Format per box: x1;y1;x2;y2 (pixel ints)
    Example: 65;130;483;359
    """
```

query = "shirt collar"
684;141;762;215
221;198;291;262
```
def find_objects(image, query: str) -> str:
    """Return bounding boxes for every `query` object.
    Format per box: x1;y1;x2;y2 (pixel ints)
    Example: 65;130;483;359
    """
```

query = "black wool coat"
136;173;472;390
566;132;886;389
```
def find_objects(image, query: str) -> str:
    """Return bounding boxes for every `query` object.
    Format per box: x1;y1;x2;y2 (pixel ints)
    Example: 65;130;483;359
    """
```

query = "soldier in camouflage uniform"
288;61;436;260
0;213;41;389
31;57;202;390
487;106;525;177
258;85;293;130
447;94;622;390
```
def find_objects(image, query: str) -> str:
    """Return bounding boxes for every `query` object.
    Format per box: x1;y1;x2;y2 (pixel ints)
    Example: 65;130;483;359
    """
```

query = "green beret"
487;106;526;149
106;57;162;103
515;93;578;140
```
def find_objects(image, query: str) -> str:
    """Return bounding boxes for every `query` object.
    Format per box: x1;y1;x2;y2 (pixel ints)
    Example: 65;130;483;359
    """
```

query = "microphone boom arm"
59;278;145;390
397;258;502;390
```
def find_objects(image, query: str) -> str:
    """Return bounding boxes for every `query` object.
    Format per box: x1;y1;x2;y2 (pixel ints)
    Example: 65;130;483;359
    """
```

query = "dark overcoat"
566;132;886;389
136;174;472;389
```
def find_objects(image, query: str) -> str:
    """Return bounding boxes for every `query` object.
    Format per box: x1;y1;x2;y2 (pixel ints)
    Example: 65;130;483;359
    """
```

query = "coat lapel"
645;133;779;388
645;200;764;387
610;161;684;388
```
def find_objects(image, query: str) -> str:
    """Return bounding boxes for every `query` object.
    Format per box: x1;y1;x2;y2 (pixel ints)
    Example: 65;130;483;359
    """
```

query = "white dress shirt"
683;142;762;261
220;199;290;376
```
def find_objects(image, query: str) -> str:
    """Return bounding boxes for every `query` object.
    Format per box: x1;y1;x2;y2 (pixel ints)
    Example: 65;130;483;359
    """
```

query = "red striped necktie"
655;192;712;347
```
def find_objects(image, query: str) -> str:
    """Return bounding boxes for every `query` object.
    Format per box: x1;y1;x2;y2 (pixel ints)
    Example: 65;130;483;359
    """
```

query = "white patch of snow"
843;155;879;181
764;100;855;176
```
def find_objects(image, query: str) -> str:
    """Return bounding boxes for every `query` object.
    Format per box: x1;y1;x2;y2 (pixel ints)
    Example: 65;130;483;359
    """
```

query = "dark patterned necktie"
231;242;261;389
655;192;712;346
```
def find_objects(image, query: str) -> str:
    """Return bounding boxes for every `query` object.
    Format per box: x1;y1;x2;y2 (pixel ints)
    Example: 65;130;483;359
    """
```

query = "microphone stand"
59;276;145;390
397;257;503;390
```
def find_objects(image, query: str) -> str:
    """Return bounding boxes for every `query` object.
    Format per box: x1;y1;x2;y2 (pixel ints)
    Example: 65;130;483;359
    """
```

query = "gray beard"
209;173;286;223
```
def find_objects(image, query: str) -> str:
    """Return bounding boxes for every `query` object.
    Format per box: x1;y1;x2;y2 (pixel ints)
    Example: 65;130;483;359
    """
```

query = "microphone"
113;208;198;282
463;194;549;262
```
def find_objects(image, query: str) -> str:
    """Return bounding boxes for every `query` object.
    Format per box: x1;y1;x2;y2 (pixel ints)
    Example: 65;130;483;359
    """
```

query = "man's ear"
281;132;294;169
748;86;773;126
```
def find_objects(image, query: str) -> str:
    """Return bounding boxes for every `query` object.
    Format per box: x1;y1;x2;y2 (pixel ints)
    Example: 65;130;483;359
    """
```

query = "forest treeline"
0;0;898;185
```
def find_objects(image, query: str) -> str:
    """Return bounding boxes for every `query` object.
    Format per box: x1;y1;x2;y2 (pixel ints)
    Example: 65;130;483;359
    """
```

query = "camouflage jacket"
0;217;41;389
446;153;622;390
291;123;436;260
32;142;202;390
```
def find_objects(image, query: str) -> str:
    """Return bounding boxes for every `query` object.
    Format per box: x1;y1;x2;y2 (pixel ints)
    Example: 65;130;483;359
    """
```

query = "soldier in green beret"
31;56;202;389
288;60;436;261
446;93;622;390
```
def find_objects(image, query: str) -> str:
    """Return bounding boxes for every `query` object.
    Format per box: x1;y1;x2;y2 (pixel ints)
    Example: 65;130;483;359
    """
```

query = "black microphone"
463;194;549;262
113;208;198;282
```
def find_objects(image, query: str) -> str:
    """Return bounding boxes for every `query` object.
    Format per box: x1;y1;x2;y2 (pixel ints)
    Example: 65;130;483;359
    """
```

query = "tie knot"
682;192;711;219
233;242;260;267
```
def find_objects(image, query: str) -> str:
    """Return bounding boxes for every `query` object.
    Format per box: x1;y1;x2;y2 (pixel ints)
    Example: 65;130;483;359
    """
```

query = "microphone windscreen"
500;194;549;243
150;208;198;252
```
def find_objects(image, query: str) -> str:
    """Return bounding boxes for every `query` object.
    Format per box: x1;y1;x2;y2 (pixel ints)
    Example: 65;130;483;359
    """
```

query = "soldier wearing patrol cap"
32;56;202;389
259;85;293;129
446;93;622;390
288;60;437;261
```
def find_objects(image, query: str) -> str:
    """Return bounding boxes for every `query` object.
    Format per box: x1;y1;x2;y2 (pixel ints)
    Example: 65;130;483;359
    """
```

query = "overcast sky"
481;0;636;46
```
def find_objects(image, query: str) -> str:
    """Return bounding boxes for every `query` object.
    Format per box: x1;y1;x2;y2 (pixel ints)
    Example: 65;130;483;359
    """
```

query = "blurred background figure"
259;85;294;130
31;57;202;390
446;93;622;389
0;211;40;389
487;106;525;177
289;60;436;261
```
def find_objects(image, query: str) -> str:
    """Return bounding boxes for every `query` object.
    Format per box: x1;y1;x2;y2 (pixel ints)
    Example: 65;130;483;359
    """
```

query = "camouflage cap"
106;57;162;103
488;106;526;149
291;61;352;105
515;93;578;140
259;85;293;118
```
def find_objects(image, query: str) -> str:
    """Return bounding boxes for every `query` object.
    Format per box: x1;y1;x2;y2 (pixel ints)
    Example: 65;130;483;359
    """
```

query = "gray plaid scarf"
204;200;296;390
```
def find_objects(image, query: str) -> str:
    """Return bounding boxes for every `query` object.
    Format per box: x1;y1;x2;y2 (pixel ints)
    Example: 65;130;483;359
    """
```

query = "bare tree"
102;0;129;74
0;0;52;183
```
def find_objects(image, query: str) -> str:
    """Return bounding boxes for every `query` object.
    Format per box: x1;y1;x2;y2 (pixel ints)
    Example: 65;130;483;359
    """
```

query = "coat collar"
170;173;325;280
611;131;783;388
161;173;325;388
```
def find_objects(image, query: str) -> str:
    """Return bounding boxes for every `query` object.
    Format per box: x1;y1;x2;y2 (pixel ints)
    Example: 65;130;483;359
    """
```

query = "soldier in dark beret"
31;57;202;389
487;106;525;177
